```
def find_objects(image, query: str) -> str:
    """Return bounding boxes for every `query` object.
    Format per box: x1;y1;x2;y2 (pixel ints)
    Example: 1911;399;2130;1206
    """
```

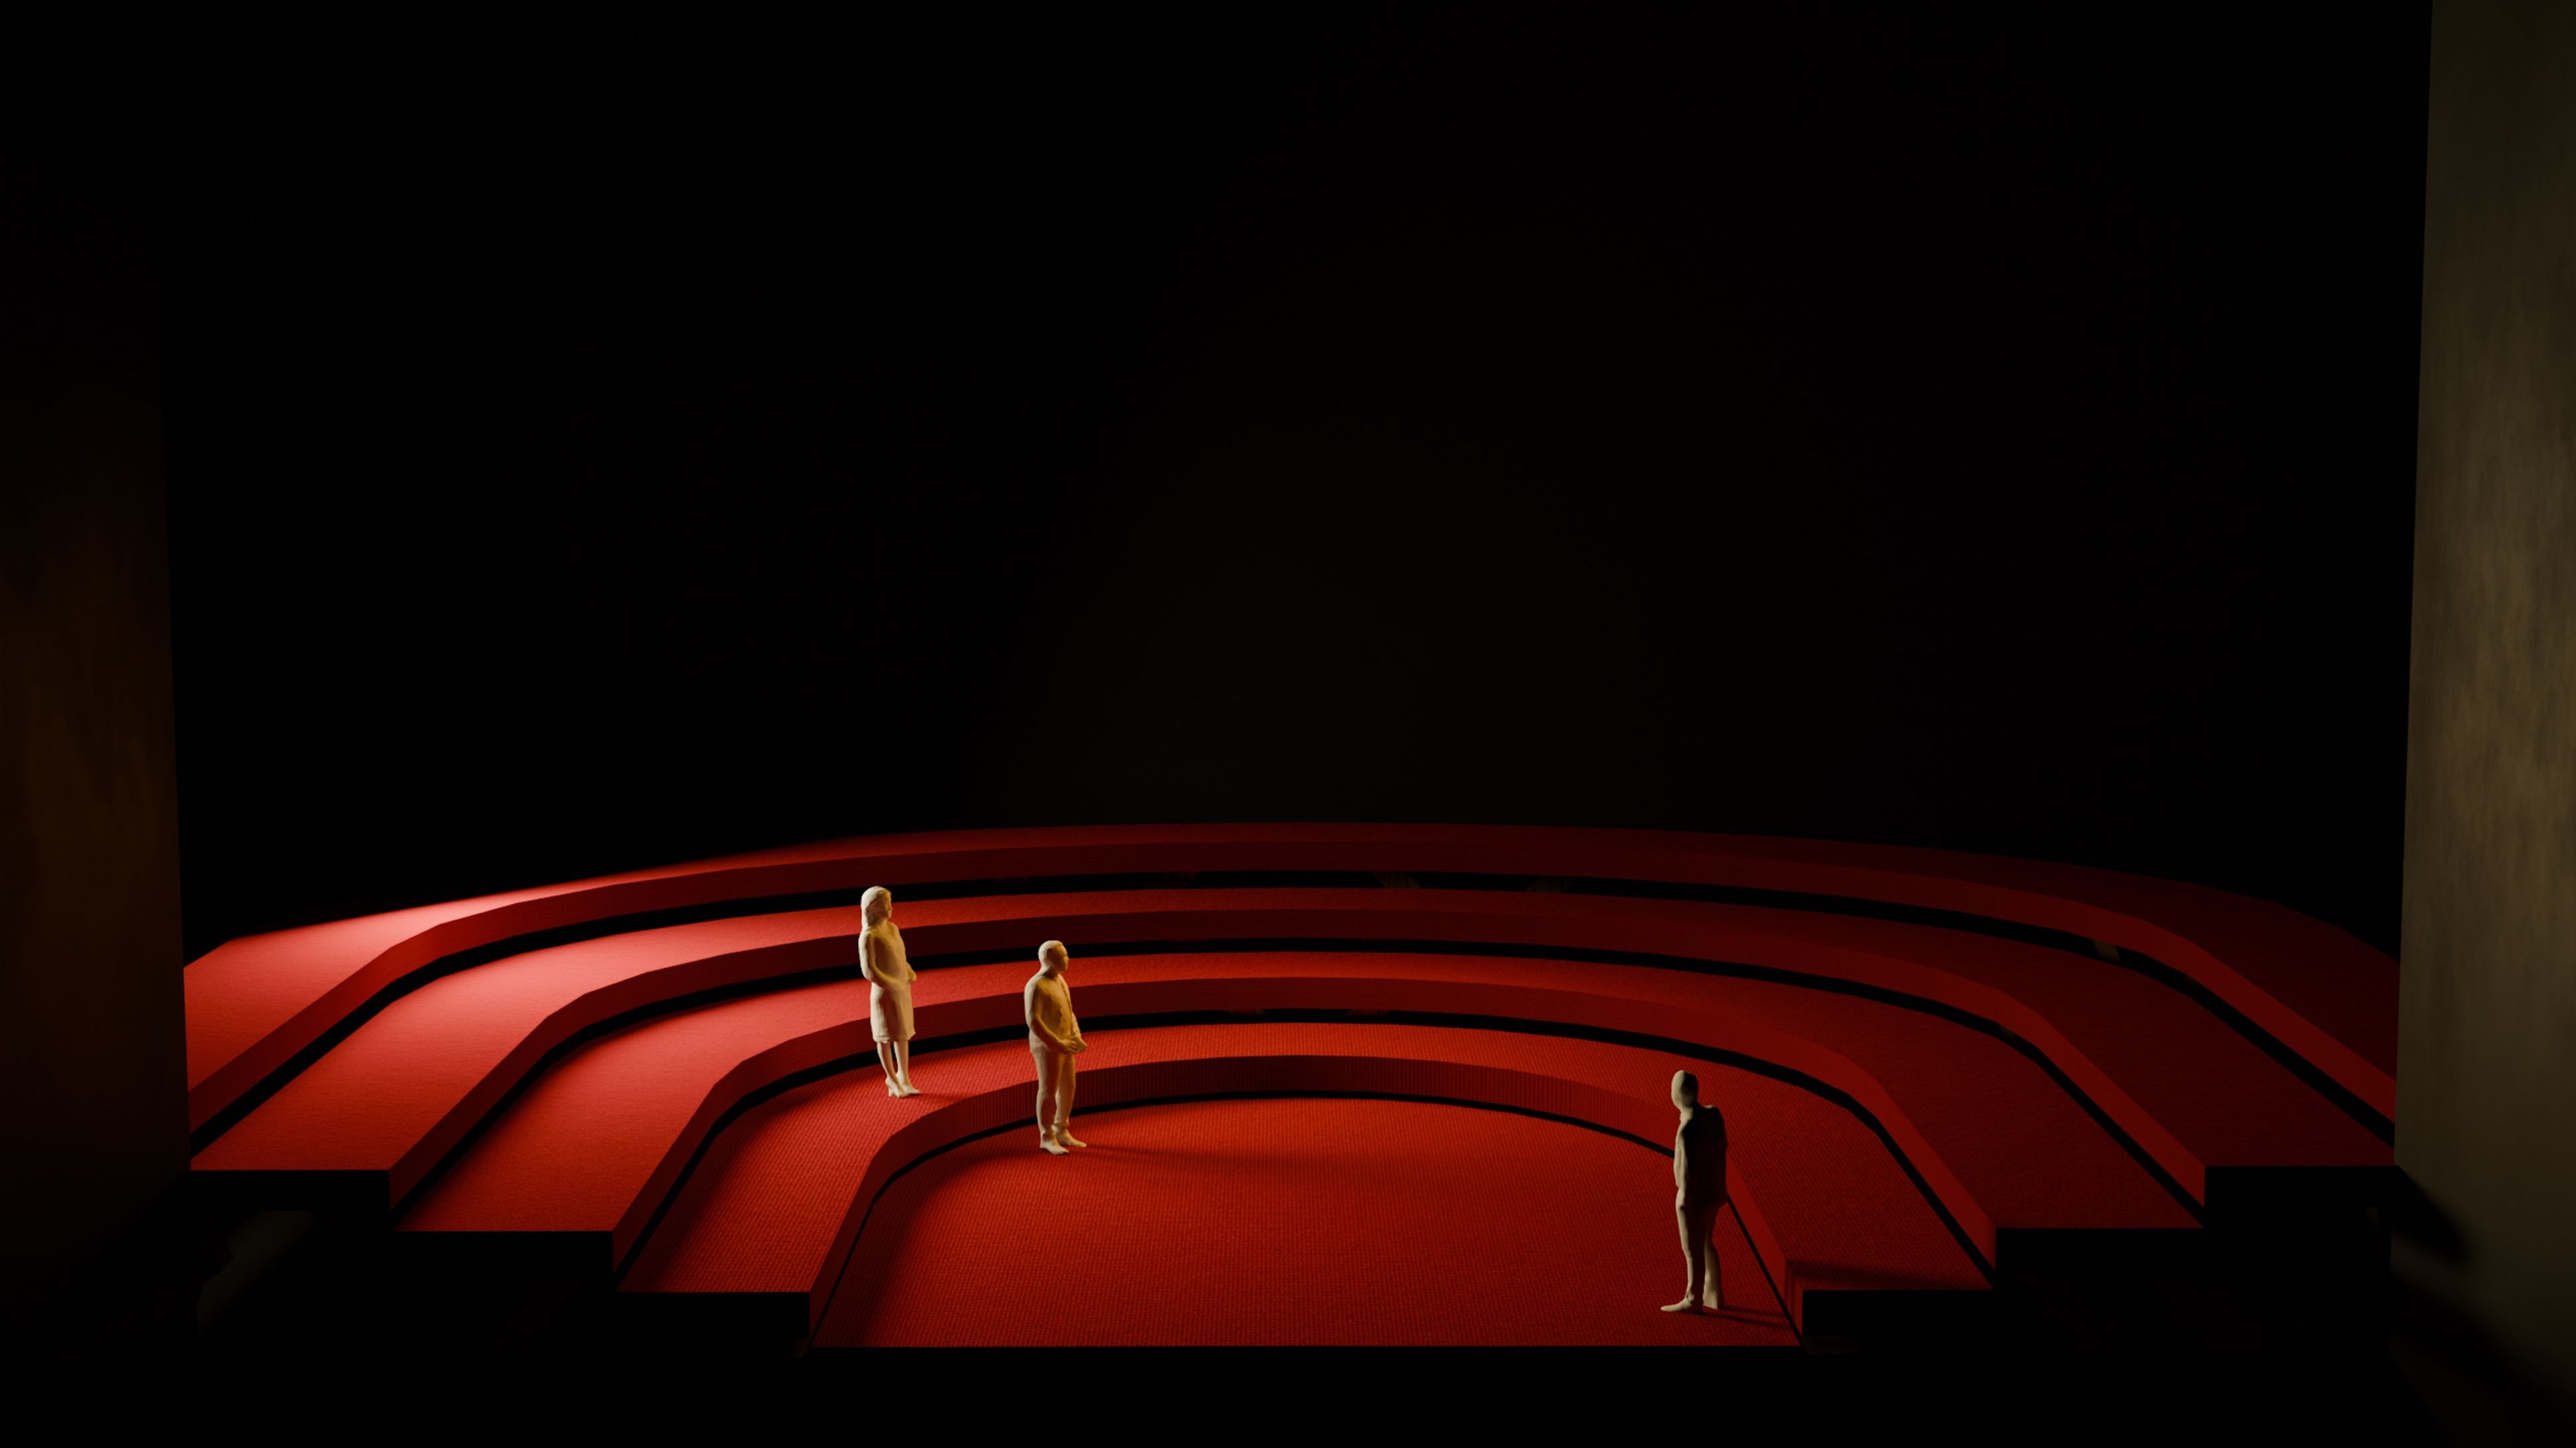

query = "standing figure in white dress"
859;886;920;1098
1025;939;1087;1153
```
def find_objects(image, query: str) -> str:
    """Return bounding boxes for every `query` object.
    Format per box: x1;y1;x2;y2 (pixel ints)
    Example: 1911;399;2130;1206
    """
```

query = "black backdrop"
169;7;2430;962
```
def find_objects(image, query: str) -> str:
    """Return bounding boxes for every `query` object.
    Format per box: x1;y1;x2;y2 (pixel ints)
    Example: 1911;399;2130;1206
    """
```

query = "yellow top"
1026;972;1080;1049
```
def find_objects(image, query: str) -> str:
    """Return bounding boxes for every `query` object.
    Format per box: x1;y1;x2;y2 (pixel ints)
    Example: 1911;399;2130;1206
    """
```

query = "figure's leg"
1664;1198;1705;1312
1056;1054;1085;1148
893;1039;918;1096
876;1040;902;1097
1694;1205;1723;1311
1034;1045;1067;1154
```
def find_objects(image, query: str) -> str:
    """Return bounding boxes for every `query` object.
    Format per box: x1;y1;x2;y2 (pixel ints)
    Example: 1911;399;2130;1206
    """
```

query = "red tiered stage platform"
182;826;2398;1348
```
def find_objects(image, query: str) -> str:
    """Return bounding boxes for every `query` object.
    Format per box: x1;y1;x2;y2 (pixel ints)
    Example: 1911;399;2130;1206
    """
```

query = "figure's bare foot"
1662;1299;1705;1314
896;1080;921;1098
1703;1293;1722;1312
1040;1136;1069;1156
1057;1131;1087;1149
884;1080;902;1098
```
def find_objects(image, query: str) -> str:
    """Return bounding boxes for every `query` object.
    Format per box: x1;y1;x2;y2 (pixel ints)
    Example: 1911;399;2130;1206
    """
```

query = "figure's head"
1038;940;1069;976
1671;1070;1701;1111
861;887;892;926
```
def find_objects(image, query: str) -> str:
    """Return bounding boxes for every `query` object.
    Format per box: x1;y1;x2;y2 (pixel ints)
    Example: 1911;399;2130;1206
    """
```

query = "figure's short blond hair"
1038;939;1068;964
861;886;892;917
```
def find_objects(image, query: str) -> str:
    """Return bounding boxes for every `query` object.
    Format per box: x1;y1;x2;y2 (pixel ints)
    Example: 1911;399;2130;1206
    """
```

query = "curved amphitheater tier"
184;826;2396;1347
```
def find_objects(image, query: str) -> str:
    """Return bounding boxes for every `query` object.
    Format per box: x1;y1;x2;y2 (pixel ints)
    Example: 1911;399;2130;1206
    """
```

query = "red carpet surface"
184;824;2399;1130
815;1096;1798;1347
403;949;2202;1272
217;889;2382;1209
616;1023;1987;1331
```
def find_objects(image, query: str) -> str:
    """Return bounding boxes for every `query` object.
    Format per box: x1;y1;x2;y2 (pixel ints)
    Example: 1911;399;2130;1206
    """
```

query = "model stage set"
182;825;2398;1349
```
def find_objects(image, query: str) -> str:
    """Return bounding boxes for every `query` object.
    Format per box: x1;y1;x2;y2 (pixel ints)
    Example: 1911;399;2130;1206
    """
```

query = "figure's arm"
859;932;879;984
1047;1017;1084;1054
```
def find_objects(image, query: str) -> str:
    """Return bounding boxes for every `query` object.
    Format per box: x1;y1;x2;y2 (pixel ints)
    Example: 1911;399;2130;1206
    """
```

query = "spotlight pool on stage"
815;1095;1798;1347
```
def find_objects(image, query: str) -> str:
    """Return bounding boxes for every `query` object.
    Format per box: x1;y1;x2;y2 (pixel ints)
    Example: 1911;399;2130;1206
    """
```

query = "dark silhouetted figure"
1664;1069;1727;1314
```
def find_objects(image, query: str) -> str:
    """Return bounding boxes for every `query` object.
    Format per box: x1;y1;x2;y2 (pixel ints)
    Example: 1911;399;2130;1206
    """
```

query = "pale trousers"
1030;1038;1077;1137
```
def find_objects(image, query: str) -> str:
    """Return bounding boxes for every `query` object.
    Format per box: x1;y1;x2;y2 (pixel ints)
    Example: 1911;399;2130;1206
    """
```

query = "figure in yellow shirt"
1024;939;1088;1154
858;887;920;1099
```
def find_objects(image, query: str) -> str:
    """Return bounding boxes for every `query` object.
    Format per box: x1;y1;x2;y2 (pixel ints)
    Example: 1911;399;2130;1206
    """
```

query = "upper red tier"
183;824;2401;1127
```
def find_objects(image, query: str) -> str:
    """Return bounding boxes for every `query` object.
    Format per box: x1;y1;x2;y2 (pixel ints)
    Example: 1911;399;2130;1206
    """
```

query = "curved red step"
400;951;2195;1276
611;1021;1990;1336
199;890;2383;1215
183;825;2398;1129
814;1095;1803;1347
